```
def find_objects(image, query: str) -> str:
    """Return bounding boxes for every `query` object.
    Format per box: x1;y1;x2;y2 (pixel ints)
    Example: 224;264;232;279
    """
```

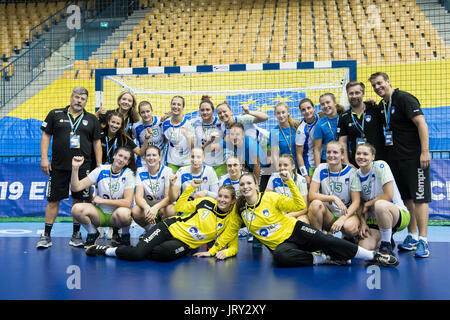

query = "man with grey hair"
37;87;103;249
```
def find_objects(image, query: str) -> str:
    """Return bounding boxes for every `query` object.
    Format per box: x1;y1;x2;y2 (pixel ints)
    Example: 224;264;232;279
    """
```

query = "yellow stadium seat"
73;60;87;71
62;70;76;79
76;69;92;80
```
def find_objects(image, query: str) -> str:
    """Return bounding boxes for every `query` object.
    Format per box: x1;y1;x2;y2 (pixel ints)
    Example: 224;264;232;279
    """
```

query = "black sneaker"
379;241;394;255
84;231;100;248
85;244;111;257
369;251;399;267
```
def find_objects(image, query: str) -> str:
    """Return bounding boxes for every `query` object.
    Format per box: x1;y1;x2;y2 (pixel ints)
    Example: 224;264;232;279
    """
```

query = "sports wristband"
299;166;308;177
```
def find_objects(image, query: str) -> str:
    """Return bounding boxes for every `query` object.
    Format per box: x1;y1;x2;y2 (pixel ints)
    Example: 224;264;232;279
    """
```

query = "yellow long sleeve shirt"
168;185;238;257
208;179;306;255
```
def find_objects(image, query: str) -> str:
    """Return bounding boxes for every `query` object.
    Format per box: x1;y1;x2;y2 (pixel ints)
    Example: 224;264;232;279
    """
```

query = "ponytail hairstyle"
216;100;232;111
279;153;297;177
171;95;185;108
326;140;346;165
275;102;300;130
199;95;214;111
235;173;259;215
319;92;346;114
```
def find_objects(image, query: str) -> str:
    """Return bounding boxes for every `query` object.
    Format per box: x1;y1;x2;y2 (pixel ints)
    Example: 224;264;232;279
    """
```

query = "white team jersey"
295;115;319;170
175;165;219;198
162;116;194;166
219;173;241;196
88;164;135;214
191;116;223;167
267;172;308;198
131;117;165;167
216;114;270;147
136;165;173;205
356;160;407;217
312;163;361;217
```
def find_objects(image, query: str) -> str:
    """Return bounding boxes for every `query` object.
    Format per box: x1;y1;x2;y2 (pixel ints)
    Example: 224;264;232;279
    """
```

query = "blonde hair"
275;102;300;129
117;90;139;122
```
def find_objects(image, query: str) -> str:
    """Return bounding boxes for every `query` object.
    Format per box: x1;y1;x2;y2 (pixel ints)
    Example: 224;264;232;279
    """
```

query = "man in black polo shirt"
37;87;102;249
338;81;386;167
369;72;431;258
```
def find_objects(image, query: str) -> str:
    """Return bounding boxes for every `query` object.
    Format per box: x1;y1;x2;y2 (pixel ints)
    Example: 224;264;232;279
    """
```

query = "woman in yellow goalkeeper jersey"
200;171;400;267
84;178;238;261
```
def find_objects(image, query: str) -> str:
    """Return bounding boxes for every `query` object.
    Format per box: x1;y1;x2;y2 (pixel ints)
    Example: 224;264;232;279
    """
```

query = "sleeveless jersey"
356;160;407;218
312;163;361;217
88;164;135;214
135;165;173;205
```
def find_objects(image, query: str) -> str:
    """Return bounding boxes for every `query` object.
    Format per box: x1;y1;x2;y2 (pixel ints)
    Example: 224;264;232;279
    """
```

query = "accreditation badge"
70;133;81;149
383;128;393;146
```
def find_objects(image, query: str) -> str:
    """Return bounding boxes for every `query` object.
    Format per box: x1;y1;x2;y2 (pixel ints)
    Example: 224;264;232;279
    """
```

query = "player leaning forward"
199;169;399;267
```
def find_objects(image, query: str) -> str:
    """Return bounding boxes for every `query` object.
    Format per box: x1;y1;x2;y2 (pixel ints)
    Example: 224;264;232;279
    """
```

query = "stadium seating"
66;0;448;78
0;1;68;60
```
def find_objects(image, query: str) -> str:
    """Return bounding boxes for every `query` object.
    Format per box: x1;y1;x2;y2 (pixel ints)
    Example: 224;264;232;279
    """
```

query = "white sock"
312;253;327;265
409;232;418;241
105;247;118;257
81;222;97;234
419;236;427;243
380;228;392;243
354;246;374;260
121;226;130;234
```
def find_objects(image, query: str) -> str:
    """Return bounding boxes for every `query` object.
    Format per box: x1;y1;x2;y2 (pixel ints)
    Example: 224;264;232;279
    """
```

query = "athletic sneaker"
415;239;430;258
325;256;351;266
69;231;84;247
85;244;111;257
36;234;52;248
379;241;394;256
84;231;100;248
368;251;399;267
397;235;419;251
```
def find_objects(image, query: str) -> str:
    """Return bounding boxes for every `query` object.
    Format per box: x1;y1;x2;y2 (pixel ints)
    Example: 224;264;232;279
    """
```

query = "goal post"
94;60;357;131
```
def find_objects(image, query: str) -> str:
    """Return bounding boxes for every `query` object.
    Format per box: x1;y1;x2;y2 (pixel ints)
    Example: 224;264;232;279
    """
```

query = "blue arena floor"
0;223;449;301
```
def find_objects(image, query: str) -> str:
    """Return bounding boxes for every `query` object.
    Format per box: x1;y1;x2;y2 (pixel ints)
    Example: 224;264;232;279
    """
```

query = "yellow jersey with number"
209;179;306;254
167;185;238;257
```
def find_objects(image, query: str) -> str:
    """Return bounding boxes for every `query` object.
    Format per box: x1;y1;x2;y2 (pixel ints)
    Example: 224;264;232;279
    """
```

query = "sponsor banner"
0;163;72;217
0;161;449;219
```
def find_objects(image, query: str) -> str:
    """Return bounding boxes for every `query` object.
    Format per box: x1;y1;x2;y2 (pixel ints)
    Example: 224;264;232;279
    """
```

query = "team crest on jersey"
391;107;396;114
263;209;270;217
187;226;207;241
82;120;88;126
365;115;372;122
